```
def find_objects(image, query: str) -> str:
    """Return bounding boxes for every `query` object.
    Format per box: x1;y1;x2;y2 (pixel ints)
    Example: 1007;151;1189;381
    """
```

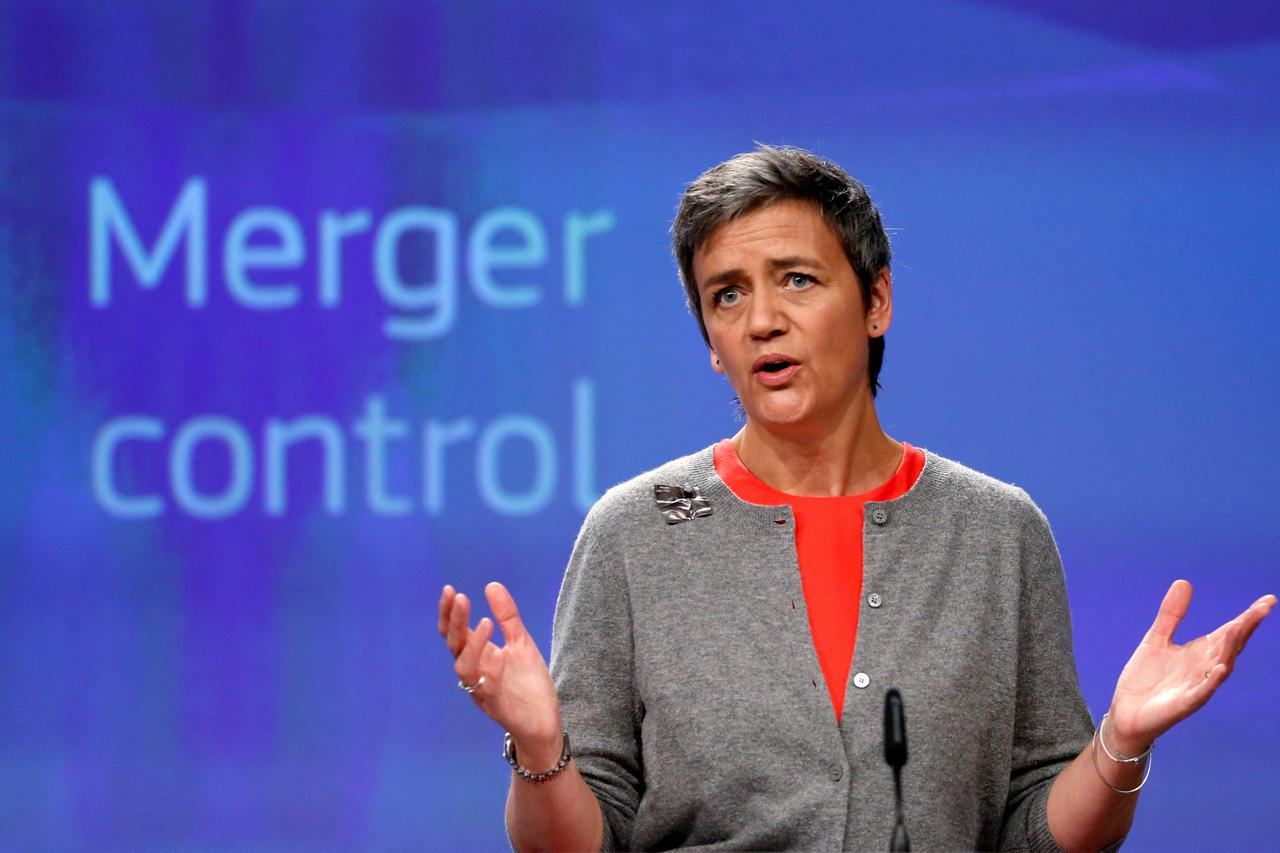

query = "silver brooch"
654;483;712;524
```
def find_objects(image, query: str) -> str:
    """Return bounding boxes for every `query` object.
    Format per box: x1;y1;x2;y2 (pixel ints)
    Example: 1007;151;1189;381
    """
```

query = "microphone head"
883;688;908;768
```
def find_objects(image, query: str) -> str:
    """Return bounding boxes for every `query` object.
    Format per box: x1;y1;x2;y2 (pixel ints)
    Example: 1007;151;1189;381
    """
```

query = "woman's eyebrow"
700;268;745;291
768;255;824;270
701;256;827;291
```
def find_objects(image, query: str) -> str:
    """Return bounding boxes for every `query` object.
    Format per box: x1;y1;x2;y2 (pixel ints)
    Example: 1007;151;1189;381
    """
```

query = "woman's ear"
866;266;893;337
709;348;725;374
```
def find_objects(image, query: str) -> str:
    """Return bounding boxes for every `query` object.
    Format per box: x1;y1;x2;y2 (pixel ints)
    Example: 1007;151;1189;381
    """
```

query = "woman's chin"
743;399;813;430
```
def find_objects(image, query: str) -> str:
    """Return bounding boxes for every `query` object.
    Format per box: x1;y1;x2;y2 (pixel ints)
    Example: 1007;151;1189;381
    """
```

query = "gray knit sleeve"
547;501;643;852
998;491;1114;853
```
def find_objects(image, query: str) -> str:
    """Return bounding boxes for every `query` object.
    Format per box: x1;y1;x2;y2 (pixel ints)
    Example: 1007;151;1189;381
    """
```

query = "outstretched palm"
440;582;564;748
1108;579;1274;752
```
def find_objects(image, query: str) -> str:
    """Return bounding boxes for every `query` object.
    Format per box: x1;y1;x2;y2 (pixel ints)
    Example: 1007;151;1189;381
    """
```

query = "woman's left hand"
1106;579;1275;755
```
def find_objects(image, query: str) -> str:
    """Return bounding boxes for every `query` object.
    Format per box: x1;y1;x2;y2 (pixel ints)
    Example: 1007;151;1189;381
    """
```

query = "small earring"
872;324;878;330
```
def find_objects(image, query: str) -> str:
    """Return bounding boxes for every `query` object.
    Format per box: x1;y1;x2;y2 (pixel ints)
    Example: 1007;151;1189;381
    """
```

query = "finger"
438;585;456;637
1234;595;1276;655
485;643;508;685
486;582;529;647
478;636;499;675
455;617;493;687
1216;619;1243;665
446;592;472;657
1144;579;1192;645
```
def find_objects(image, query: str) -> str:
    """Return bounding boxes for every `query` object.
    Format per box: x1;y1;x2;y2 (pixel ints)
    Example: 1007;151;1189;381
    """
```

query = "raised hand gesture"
439;582;564;753
1106;579;1275;754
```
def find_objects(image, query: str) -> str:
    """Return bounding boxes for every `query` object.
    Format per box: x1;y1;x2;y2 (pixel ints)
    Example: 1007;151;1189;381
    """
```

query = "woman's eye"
787;273;814;289
716;288;741;305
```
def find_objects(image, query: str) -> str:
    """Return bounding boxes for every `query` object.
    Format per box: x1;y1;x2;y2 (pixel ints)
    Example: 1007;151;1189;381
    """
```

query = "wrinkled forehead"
692;199;842;287
696;196;825;247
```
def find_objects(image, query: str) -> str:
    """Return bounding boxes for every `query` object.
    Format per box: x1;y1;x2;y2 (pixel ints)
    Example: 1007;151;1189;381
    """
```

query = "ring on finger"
458;674;486;694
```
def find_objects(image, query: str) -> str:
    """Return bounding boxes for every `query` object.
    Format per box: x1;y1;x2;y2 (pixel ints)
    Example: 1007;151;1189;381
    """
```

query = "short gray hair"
670;144;892;396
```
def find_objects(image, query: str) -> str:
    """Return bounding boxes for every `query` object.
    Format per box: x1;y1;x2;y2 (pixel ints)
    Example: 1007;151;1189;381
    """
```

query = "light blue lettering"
563;209;616;306
572;379;600;512
319;209;372;307
90;176;208;307
92;416;166;518
353;395;411;515
423;417;477;515
223;207;305;309
373;207;458;341
468;207;545;308
475;416;557;516
170;416;253;518
264;416;346;515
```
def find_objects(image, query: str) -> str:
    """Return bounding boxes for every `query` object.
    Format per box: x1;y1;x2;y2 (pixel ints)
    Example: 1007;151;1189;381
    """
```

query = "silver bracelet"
1099;712;1154;763
503;731;571;784
1091;713;1153;794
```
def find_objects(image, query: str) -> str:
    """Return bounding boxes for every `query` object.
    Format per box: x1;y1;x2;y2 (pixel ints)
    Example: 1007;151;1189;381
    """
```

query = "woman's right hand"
439;582;564;755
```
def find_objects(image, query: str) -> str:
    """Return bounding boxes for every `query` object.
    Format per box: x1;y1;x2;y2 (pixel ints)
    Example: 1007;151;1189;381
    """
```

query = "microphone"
883;689;911;852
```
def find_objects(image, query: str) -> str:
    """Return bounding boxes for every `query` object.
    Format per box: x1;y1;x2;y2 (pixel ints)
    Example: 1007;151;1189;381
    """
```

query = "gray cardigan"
547;445;1097;851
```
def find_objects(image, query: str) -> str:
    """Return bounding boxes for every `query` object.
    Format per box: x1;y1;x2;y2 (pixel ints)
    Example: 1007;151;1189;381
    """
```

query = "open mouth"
752;354;801;385
752;353;800;373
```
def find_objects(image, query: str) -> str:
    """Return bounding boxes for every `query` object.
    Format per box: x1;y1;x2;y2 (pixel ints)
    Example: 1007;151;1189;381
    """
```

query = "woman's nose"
746;283;787;339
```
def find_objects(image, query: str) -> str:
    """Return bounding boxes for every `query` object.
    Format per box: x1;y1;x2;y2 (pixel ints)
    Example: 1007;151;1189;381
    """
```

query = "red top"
713;439;926;721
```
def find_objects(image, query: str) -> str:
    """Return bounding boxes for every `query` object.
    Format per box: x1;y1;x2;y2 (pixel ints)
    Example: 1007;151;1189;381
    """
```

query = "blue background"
1;2;1277;850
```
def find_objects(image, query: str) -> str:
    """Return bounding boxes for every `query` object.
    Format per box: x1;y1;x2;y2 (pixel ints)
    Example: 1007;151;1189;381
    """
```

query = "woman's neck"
731;404;902;497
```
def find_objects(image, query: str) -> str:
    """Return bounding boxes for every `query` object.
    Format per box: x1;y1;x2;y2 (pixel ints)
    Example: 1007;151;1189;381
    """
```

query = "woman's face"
691;199;891;434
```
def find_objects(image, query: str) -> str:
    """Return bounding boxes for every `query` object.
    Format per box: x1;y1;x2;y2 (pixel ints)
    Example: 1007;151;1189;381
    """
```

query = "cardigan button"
868;593;882;608
831;765;844;782
871;508;888;525
853;672;870;689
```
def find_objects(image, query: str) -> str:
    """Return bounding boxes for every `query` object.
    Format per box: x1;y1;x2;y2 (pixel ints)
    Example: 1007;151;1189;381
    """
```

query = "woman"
439;146;1273;851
